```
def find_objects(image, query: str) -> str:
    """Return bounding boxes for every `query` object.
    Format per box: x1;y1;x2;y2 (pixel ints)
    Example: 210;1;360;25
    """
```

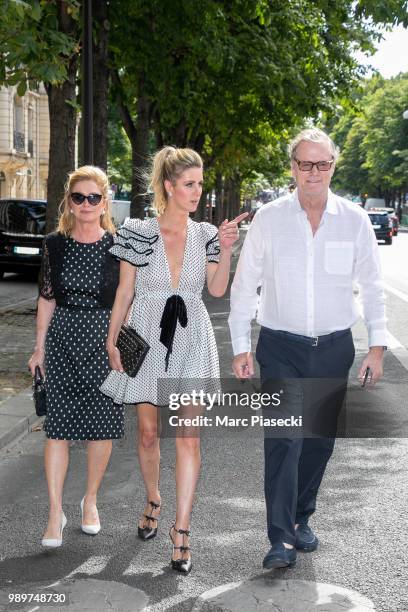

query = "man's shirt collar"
291;188;339;215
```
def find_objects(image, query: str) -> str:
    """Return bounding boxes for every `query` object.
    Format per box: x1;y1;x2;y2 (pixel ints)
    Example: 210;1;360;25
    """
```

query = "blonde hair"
288;128;339;161
149;146;203;215
57;165;116;236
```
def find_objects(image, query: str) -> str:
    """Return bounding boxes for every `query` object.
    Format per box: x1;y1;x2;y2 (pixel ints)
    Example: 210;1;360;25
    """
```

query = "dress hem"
45;434;124;441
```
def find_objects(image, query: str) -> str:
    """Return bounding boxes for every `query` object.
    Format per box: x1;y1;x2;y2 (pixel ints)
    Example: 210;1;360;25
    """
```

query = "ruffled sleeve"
202;222;220;264
109;218;159;267
38;239;55;300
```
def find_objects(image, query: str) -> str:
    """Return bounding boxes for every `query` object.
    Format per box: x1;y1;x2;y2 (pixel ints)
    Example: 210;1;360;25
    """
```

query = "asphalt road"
0;229;407;611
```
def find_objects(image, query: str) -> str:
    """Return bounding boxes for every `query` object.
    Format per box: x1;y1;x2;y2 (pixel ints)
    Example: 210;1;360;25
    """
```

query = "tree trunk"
232;174;242;218
214;172;224;226
45;57;77;233
45;4;78;233
113;70;151;219
92;0;109;170
224;177;233;221
194;189;207;222
130;89;151;218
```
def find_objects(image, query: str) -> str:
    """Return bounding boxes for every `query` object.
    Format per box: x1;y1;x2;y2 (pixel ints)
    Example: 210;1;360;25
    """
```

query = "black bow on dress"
159;295;188;372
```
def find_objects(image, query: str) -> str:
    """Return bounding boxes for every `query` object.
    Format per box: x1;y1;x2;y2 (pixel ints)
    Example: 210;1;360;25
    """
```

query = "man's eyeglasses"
70;192;103;205
294;159;334;172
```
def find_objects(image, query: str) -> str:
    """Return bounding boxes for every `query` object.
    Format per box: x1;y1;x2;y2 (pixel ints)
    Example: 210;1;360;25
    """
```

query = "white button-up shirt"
228;189;388;355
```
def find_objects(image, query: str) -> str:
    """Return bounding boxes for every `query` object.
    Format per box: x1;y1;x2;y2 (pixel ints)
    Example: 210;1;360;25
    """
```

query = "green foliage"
108;0;408;199
329;73;408;200
0;0;80;90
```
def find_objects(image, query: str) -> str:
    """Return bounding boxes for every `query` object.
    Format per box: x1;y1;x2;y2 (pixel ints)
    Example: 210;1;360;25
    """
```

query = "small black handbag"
32;365;47;417
116;325;150;377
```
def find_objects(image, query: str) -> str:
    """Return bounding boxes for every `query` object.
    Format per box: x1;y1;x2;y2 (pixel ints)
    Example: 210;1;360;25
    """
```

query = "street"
0;232;407;612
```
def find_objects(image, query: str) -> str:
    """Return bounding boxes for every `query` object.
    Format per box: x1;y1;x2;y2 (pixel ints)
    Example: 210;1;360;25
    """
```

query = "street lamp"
403;110;408;120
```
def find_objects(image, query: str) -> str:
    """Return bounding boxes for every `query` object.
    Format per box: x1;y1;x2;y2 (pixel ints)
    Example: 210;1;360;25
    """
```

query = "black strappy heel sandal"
137;500;161;541
169;524;192;574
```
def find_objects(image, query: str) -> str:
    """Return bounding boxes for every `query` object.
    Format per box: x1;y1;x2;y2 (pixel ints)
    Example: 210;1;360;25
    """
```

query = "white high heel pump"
41;512;67;548
80;497;101;535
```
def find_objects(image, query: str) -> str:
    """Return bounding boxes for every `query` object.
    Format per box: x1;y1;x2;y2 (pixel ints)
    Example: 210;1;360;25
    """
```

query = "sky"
355;25;408;78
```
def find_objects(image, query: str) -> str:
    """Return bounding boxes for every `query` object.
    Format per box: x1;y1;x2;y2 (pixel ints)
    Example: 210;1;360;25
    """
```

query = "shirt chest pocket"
324;241;354;275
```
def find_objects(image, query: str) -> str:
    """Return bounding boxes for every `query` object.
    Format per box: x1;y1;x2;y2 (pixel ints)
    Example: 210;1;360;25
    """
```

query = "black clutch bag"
116;325;150;377
32;365;47;417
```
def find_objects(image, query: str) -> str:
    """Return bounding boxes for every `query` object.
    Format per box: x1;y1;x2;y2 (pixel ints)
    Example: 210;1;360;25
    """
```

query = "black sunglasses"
70;192;103;205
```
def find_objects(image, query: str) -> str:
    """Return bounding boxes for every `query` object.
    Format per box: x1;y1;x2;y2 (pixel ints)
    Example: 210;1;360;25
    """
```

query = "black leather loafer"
262;543;297;569
295;524;318;552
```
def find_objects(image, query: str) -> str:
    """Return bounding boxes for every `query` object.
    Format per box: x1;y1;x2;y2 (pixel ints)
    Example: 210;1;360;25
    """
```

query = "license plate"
14;246;40;255
372;224;381;229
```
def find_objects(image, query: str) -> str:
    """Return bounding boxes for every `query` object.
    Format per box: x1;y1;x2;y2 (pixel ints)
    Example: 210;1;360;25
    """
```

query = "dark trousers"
256;327;355;546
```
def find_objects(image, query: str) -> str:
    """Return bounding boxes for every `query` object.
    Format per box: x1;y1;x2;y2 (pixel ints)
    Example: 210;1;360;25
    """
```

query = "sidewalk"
0;304;38;449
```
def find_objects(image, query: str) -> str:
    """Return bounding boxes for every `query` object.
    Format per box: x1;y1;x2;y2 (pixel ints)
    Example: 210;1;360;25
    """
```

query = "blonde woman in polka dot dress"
101;147;247;573
28;166;121;549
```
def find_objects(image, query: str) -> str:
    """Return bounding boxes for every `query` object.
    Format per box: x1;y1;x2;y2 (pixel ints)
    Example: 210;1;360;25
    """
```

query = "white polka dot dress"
100;217;221;406
42;233;124;440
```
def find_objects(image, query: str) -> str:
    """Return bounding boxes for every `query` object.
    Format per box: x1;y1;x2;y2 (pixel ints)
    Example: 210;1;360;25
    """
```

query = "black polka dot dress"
40;233;124;440
100;217;221;406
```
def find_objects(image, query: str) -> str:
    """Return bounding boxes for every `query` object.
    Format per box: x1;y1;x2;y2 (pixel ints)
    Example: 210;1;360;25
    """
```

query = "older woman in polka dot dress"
28;166;121;548
101;147;247;573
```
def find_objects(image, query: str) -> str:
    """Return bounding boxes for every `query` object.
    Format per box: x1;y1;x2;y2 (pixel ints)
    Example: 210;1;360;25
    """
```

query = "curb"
0;386;41;451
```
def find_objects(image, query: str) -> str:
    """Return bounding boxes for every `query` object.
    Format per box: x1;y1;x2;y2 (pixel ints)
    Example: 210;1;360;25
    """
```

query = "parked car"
367;210;393;245
0;198;46;278
111;199;130;226
369;207;399;236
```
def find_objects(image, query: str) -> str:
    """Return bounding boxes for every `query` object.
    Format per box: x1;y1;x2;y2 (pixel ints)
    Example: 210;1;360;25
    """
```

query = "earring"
70;209;73;213
101;210;105;215
168;192;173;197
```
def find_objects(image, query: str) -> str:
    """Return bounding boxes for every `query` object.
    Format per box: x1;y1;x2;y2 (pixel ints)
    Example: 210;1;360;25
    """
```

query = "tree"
363;74;408;204
0;0;81;232
108;0;408;219
328;74;408;205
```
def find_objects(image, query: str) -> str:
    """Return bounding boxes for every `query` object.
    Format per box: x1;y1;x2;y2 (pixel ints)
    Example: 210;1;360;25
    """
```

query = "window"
13;96;25;152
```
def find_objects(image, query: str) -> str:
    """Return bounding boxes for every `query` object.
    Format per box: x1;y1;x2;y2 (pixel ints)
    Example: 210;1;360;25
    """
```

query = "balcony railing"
28;139;33;156
13;130;25;152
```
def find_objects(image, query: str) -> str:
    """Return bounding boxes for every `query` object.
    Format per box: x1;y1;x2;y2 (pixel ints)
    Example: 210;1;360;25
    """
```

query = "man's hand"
358;346;385;386
232;352;254;379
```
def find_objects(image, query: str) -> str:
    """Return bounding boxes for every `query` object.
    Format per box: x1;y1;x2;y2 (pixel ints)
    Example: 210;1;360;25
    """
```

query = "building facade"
0;84;49;200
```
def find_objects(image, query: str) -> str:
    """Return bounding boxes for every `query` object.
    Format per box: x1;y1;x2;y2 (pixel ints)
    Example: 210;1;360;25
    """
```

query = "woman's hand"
107;343;124;373
218;212;249;251
28;348;45;377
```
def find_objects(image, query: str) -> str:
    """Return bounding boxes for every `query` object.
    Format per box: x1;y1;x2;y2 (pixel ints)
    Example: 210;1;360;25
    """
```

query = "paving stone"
192;578;375;612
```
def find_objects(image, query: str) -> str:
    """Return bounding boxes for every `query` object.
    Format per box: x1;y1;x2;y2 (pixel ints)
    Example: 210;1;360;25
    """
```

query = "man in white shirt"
228;127;387;569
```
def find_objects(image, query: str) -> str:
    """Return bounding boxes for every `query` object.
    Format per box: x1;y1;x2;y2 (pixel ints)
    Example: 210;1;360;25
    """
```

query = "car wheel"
0;269;4;280
385;237;392;245
394;231;398;236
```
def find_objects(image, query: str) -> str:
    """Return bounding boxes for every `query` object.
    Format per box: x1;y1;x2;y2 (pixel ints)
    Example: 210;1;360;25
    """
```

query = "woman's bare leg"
137;403;161;527
172;404;201;560
43;439;69;538
82;440;112;525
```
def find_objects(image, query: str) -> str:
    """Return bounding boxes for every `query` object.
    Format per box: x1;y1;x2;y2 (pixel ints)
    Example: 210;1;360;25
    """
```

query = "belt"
260;327;351;347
